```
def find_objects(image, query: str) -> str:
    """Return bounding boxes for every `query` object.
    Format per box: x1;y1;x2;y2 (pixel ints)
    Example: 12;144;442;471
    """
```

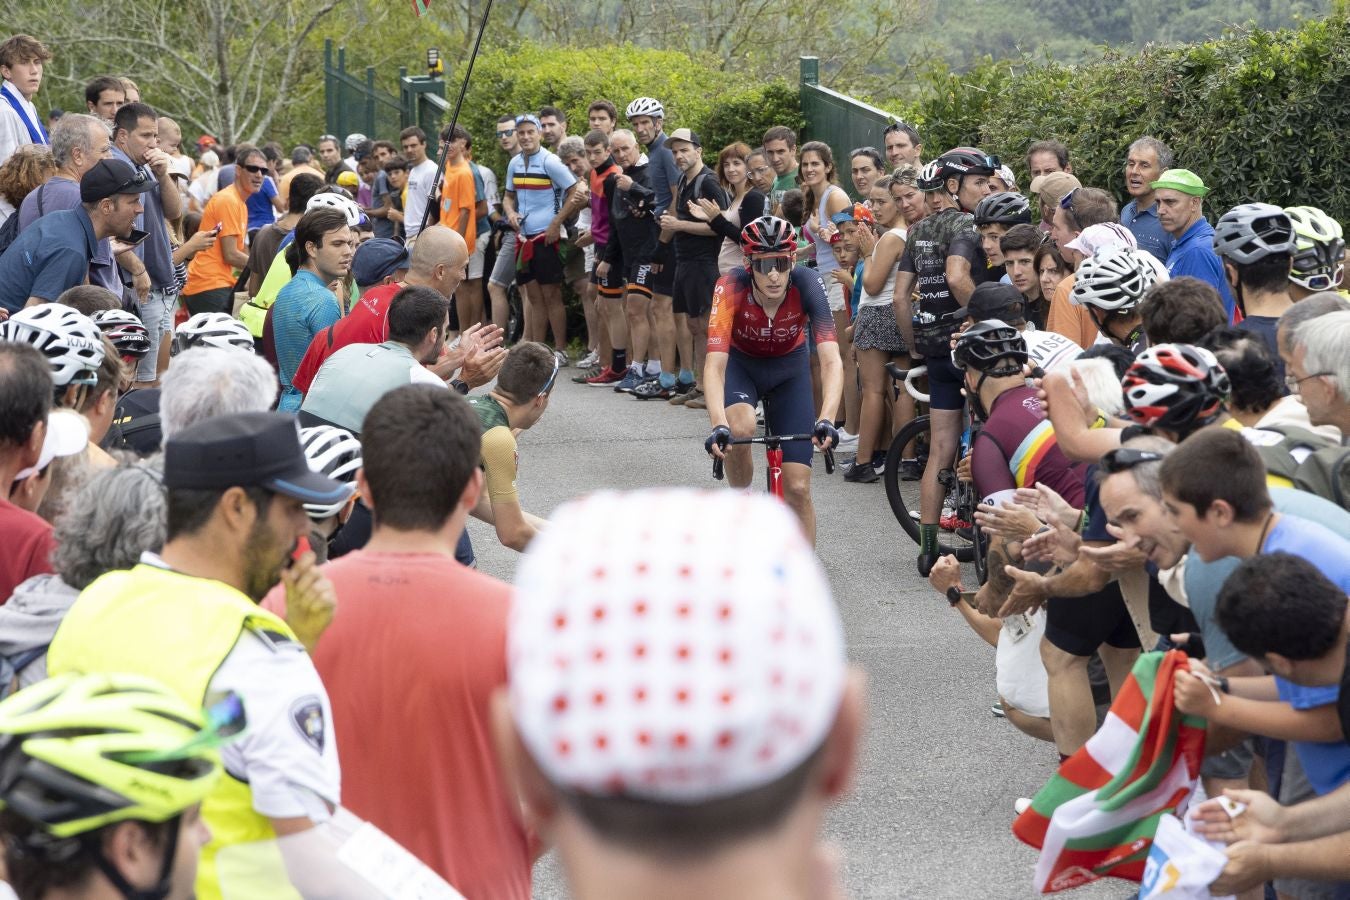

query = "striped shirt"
505;148;576;237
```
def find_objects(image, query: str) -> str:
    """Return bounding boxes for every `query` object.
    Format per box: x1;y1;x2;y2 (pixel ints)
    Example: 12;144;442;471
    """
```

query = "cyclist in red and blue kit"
704;216;842;544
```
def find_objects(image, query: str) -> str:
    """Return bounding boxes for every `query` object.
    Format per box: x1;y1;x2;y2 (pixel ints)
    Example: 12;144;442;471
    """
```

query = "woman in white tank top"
849;174;913;477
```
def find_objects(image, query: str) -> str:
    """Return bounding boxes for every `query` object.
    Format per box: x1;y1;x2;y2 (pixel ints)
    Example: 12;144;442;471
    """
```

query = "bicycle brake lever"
712;456;725;481
824;448;835;475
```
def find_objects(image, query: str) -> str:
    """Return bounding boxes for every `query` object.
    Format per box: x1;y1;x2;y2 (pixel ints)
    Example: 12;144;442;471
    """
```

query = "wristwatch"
945;587;963;607
450;379;469;395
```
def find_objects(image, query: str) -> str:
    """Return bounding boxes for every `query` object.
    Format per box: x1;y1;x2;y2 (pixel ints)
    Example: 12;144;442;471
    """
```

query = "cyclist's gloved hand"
813;419;839;450
705;425;732;457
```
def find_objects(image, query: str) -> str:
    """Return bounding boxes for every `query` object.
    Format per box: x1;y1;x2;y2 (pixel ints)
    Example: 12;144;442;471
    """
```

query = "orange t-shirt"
278;163;324;207
1045;273;1099;348
438;158;477;248
263;550;530;899
185;186;248;294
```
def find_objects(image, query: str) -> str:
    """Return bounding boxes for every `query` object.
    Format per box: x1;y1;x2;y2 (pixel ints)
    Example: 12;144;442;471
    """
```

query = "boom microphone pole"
416;0;496;239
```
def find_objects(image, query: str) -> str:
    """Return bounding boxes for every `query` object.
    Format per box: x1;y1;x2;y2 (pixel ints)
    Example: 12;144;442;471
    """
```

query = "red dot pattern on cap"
509;490;847;804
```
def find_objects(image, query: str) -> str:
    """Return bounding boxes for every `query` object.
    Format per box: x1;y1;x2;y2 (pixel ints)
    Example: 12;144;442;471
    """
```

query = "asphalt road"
468;372;1123;899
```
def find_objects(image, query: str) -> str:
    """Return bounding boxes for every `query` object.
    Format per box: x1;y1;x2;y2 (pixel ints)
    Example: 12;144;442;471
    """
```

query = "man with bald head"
290;224;504;395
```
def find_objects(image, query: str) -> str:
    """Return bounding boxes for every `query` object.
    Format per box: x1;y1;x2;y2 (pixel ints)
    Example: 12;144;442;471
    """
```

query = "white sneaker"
554;350;569;367
576;350;599;368
1014;797;1032;816
836;430;859;451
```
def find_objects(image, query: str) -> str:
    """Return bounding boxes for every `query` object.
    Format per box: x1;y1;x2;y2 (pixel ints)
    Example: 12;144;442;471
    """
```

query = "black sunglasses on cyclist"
1100;447;1164;474
241;163;269;175
750;256;793;275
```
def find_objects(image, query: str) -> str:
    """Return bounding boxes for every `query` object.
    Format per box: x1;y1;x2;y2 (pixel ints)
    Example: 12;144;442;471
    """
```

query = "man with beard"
46;410;368;898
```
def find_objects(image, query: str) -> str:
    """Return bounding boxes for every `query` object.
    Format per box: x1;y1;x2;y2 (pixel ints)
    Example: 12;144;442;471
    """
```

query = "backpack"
0;210;20;257
0;646;47;700
1244;425;1350;509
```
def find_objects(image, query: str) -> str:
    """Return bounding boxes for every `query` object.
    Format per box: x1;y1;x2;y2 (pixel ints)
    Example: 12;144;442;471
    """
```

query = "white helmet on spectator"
307;192;363;228
625;97;664;120
0;304;106;387
299;426;363;520
1071;246;1167;312
174;313;254;354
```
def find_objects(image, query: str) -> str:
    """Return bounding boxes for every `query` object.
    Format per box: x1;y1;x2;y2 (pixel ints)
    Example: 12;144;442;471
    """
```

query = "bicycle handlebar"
711;434;835;480
884;362;931;404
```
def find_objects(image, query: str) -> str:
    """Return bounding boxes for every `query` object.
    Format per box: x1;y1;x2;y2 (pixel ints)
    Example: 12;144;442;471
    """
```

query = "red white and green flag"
411;0;431;16
1013;650;1208;893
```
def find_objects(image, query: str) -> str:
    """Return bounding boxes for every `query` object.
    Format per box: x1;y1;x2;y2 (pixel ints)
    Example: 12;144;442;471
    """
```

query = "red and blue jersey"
706;266;838;358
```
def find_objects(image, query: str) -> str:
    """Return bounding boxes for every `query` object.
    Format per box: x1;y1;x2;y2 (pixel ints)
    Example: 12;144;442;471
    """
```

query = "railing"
799;57;907;200
324;40;446;140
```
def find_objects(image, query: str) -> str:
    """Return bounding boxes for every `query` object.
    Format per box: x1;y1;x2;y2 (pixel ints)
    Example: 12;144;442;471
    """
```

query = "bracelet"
1089;409;1107;429
450;379;469;395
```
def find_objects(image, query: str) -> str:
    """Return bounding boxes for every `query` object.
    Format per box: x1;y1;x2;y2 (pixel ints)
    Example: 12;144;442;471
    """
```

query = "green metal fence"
323;40;447;141
799;57;905;200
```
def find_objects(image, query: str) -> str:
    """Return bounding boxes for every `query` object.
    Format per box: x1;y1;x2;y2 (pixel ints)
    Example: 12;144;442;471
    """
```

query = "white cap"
1064;222;1137;257
15;410;89;482
508;489;846;803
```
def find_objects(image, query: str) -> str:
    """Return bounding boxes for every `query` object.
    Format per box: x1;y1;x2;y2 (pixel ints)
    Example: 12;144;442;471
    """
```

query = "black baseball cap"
965;282;1025;323
80;158;154;203
163;411;353;505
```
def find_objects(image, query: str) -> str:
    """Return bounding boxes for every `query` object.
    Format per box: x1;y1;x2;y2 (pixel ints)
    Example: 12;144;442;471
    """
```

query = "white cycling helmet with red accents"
1122;343;1231;433
740;215;798;257
0;304;106;387
93;309;151;360
306;192;364;228
173;313;254;354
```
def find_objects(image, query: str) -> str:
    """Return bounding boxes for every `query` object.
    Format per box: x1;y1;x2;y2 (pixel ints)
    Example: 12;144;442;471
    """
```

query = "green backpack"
1244;425;1350;509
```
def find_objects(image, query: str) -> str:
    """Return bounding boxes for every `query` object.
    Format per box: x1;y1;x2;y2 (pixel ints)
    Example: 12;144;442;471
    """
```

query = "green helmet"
1284;206;1346;292
0;672;224;839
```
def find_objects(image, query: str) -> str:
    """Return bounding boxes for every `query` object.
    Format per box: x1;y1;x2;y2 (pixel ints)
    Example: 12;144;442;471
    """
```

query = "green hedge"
904;10;1350;220
460;41;803;173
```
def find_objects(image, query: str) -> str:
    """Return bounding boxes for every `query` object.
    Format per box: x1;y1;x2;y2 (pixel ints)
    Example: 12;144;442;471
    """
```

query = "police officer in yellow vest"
47;412;366;899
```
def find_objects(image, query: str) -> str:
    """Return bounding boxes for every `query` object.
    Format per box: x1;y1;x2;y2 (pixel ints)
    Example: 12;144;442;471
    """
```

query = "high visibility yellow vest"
48;564;303;900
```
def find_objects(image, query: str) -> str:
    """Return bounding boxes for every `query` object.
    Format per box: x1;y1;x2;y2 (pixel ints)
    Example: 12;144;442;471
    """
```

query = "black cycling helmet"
973;191;1032;227
952;319;1028;376
740;216;798;256
935;147;999;181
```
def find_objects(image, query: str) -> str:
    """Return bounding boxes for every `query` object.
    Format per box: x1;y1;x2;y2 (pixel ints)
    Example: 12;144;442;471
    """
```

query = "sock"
919;523;939;556
629;362;643;375
646;359;661;376
659;372;677;389
612;349;627;372
678;368;695;385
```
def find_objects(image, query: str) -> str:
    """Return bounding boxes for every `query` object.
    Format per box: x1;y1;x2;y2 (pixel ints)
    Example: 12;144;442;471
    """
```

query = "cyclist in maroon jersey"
704;216;842;543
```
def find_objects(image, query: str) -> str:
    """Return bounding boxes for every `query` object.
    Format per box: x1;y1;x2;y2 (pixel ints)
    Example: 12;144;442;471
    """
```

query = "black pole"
416;0;495;240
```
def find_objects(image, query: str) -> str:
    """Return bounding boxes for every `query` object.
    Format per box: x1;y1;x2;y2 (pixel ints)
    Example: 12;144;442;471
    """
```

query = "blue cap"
350;238;410;288
515;114;542;129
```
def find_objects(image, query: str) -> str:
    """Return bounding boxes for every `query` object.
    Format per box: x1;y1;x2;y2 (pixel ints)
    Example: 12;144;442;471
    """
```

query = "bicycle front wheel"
883;415;975;563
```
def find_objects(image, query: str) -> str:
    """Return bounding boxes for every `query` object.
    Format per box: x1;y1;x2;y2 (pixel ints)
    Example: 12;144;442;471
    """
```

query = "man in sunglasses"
0;157;149;313
704;215;842;546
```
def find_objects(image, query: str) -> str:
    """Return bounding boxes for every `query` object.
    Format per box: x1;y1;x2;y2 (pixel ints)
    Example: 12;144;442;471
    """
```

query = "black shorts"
625;261;655;299
672;260;719;317
516;237;565;286
650;242;674;296
924;354;966;411
1044;581;1142;657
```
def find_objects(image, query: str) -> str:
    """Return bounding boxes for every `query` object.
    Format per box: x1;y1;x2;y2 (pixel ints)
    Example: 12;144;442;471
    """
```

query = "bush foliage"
460;41;804;172
906;9;1350;219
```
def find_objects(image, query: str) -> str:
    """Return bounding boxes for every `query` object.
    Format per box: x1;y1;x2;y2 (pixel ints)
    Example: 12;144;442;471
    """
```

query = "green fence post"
365;67;377;137
800;56;820;87
399;67;410;130
324;40;334;137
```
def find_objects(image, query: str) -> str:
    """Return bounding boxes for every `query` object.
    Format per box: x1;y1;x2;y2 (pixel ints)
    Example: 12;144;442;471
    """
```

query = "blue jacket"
1165;218;1236;321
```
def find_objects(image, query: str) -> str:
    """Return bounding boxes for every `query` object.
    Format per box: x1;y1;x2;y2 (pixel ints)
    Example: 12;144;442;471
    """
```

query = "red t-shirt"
0;497;55;604
290;282;403;395
264;550;530;898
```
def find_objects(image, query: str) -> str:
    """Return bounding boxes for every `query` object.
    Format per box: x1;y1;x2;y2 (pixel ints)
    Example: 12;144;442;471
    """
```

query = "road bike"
881;363;987;583
711;410;835;498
